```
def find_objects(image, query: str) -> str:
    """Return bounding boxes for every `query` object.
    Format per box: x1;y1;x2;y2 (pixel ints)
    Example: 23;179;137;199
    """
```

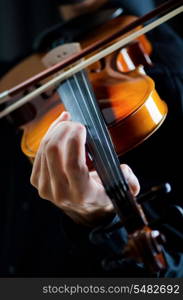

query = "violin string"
70;72;116;188
0;0;180;105
0;5;182;118
60;70;118;194
60;71;142;222
79;71;128;189
78;79;119;190
73;71;138;217
72;70;130;202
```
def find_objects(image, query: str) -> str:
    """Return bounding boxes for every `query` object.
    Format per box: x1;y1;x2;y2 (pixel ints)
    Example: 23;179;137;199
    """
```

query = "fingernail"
60;111;71;120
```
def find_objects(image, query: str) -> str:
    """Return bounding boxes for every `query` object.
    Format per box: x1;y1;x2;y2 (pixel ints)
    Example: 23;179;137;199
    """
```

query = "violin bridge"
42;43;82;70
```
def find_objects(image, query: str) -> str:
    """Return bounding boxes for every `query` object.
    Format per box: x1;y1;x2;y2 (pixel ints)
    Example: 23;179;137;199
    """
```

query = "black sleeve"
145;24;183;277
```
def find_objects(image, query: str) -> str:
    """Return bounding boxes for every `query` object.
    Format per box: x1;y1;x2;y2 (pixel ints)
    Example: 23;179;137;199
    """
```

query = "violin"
0;0;182;272
0;10;166;162
0;0;182;160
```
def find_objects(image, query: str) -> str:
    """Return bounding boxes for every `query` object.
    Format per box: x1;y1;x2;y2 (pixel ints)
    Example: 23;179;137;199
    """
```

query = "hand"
30;112;140;226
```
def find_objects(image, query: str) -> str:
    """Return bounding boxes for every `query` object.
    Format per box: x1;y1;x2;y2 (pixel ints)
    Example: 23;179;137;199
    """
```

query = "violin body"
20;68;167;161
0;13;167;162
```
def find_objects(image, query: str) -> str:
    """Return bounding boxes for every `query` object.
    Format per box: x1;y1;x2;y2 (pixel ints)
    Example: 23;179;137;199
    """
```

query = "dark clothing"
0;0;182;277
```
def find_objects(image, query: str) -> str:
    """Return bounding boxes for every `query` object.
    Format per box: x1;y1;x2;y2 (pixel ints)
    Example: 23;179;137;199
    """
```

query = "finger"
31;112;71;187
44;111;71;136
37;150;53;200
121;164;140;196
30;145;43;188
64;123;89;197
44;123;73;202
90;170;103;185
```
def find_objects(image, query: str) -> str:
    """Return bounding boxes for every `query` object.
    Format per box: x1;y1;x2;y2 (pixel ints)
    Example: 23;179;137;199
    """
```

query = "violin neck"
57;70;145;231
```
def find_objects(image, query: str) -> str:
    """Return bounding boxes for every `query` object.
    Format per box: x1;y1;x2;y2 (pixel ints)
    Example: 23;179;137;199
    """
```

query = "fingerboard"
57;70;145;231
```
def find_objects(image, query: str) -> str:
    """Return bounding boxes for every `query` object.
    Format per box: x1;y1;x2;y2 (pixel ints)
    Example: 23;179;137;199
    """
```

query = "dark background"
0;0;182;276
